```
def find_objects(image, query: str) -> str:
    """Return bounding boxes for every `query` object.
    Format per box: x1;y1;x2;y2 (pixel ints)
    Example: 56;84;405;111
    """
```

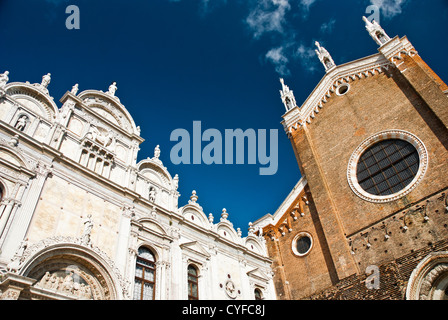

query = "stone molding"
406;251;448;300
7;236;131;300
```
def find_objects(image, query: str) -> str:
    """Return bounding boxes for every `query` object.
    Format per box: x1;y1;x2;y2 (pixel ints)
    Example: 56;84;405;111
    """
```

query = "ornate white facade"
0;73;275;300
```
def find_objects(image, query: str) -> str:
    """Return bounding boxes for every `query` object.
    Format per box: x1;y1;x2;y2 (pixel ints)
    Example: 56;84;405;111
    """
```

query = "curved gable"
6;83;58;122
138;217;168;236
78;90;139;136
137;159;173;189
182;205;209;228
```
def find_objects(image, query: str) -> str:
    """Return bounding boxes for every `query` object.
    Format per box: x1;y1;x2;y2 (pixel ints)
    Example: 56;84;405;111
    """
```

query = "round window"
336;83;350;96
292;233;313;257
357;139;419;196
347;130;428;203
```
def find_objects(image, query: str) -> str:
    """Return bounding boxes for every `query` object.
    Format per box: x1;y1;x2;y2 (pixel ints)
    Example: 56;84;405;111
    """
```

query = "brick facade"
257;24;448;300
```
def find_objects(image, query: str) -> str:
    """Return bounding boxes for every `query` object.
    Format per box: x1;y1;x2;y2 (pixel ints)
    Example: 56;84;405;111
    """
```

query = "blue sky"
1;0;447;235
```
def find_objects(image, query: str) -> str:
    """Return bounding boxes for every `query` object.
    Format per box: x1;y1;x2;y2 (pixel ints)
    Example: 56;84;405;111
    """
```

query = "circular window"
292;232;313;257
357;139;419;196
348;130;428;203
336;83;350;96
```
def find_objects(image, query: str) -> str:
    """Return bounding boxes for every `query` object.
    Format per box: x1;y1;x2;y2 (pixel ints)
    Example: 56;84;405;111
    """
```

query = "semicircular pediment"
217;223;238;242
181;205;209;228
137;160;173;189
6;83;58;122
78;90;138;136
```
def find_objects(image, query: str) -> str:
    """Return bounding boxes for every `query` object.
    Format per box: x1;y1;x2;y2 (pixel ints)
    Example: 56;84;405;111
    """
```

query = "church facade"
0;73;275;300
254;18;448;300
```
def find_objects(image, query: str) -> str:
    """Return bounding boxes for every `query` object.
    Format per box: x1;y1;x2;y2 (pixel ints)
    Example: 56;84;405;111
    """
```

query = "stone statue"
41;73;51;88
363;16;391;46
0;71;9;88
61;271;75;293
107;82;117;96
154;145;160;159
6;238;29;273
15;115;28;131
279;78;297;111
15;238;28;257
149;187;156;202
71;83;79;95
173;174;179;190
89;126;113;147
315;41;335;71
81;214;93;246
38;271;51;288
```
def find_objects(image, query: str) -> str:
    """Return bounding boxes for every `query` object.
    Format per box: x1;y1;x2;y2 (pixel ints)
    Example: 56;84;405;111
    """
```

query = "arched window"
254;288;263;300
187;264;199;300
134;247;156;300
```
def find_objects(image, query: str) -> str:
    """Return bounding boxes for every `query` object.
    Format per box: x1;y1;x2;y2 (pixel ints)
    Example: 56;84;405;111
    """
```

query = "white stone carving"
363;16;391;46
279;78;298;112
14;115;28;131
149;186;157;202
87;126;114;148
6;238;28;273
71;84;79;95
315;41;335;72
41;73;51;89
107;82;117;97
36;270;93;299
0;71;9;89
81;214;94;247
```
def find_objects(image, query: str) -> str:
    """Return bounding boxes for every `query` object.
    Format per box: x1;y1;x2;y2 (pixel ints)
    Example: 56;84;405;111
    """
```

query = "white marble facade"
0;73;274;300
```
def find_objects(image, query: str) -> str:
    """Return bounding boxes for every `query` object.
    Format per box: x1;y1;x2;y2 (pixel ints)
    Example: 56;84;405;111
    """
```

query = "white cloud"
299;0;318;11
246;0;292;39
298;0;319;18
370;0;409;19
265;46;291;76
295;43;318;73
320;18;336;34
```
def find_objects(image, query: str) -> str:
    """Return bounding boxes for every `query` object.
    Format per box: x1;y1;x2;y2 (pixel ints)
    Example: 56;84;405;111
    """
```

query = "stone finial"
221;208;229;221
279;78;298;112
190;190;198;203
363;16;391;46
315;41;335;72
248;222;255;235
0;71;9;89
208;213;214;224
